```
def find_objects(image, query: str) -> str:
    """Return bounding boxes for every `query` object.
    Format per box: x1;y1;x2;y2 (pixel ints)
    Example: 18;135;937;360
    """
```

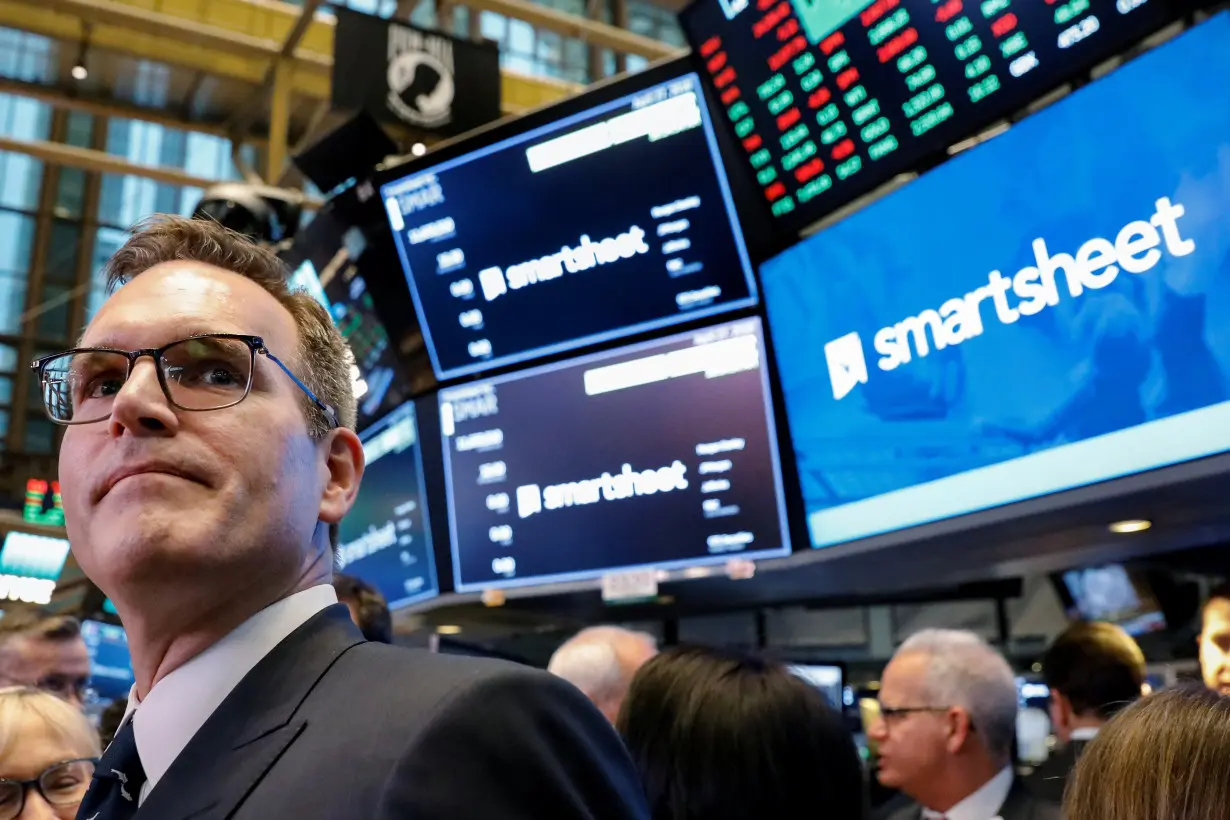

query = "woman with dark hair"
617;646;867;820
1065;686;1230;820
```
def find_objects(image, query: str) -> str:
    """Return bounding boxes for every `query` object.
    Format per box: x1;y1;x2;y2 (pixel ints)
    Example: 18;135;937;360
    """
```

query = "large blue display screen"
337;402;438;608
761;14;1230;549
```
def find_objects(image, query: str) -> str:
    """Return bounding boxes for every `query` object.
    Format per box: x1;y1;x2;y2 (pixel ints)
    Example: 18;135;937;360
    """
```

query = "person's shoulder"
336;642;552;702
1004;774;1064;820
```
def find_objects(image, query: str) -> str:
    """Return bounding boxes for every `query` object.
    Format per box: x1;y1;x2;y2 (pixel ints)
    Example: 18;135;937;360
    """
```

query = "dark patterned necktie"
77;718;147;820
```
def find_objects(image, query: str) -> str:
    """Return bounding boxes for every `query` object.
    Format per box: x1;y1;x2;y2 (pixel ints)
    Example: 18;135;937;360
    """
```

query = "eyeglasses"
877;703;977;731
33;673;90;704
31;334;337;428
0;759;96;820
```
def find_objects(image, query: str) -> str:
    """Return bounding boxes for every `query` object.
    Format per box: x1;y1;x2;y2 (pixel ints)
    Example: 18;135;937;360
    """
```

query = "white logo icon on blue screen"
824;331;868;401
516;484;542;518
478;268;507;302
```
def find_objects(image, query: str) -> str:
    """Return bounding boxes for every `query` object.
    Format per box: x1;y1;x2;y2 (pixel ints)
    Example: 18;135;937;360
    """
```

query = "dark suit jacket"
1022;739;1092;805
880;777;1062;820
120;605;649;820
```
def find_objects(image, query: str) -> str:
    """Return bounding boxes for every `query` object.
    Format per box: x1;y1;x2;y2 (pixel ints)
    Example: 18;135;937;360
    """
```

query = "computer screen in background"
80;619;134;705
337;401;439;609
679;0;1190;235
0;533;70;606
1057;564;1167;636
760;13;1230;550
438;317;792;591
787;663;844;709
379;65;760;381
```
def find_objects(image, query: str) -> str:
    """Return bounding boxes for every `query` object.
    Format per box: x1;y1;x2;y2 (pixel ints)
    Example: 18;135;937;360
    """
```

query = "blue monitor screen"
337;402;439;608
438;317;792;591
80;619;133;703
761;14;1230;549
380;71;759;380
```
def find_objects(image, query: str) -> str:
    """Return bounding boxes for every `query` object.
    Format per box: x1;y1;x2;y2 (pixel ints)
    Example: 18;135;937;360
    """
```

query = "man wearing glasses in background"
0;612;91;708
39;215;647;820
870;629;1059;820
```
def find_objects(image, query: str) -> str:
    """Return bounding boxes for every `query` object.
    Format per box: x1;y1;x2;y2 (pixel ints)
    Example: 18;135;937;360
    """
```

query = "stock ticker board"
679;0;1185;234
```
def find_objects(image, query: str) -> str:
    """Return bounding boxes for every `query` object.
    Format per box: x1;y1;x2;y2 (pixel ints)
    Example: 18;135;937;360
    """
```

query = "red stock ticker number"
776;107;802;130
877;27;918;63
754;2;791;37
764;181;787;202
808;87;832;108
935;0;962;22
860;0;899;26
794;157;825;183
831;138;856;161
991;12;1018;37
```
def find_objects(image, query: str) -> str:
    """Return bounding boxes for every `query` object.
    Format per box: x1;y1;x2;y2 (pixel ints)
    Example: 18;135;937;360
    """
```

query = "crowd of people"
0;216;1227;818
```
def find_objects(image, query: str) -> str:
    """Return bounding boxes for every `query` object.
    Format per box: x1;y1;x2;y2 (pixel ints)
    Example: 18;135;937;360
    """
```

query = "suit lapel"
137;605;365;820
996;778;1035;820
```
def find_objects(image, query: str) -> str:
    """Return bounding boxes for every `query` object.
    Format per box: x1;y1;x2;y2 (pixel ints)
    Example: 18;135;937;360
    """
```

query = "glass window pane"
0;410;10;441
55;168;87;218
65;112;94;148
626;54;649;74
0;210;33;335
0;28;57;83
480;12;507;42
0;344;17;372
87;226;128;321
35;282;72;339
24;416;54;454
45;220;82;286
508;20;534;55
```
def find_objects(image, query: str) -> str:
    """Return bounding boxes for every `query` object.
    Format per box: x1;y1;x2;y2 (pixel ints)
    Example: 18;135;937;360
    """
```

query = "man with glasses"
0;612;91;709
43;215;647;820
870;629;1059;820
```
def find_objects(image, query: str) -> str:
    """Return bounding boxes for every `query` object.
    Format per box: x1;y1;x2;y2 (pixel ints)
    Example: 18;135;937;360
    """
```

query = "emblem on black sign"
386;25;457;128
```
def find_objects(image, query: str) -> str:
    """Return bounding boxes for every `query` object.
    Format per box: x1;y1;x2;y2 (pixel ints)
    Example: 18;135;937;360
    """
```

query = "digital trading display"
680;0;1184;231
81;620;134;703
380;72;759;381
337;402;438;608
759;14;1230;549
438;317;791;591
287;243;406;427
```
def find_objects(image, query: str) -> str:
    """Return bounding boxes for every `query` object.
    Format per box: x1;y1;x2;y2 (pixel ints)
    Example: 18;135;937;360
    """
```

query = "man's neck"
916;756;1008;814
119;558;331;698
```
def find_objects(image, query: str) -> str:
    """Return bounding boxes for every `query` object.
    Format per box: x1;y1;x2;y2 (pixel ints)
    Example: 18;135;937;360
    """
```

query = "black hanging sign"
331;8;502;137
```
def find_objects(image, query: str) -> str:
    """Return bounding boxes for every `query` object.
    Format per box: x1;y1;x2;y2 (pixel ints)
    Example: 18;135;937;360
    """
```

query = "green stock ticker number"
968;73;1001;103
771;196;796;217
965;54;991;78
1001;31;1028;56
828;50;851;72
869;134;899;161
801;69;824;92
946;16;973;41
910;101;955;136
793;52;816;75
781;122;811;150
797;174;832;203
768;90;795;115
735;117;755;137
844;85;868;107
757;166;778;185
868;9;910;46
906;64;937;91
955;34;983;61
758;74;786;100
860;116;890;143
836;155;862;180
727;100;750;121
750;148;772;168
1055;0;1090;24
897;45;928;74
783;140;818;171
852;98;881;126
821;120;848;145
817;102;840;126
981;0;1010;17
903;83;945;118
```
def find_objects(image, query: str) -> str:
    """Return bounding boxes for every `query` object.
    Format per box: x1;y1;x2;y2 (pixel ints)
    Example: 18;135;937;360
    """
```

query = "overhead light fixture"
71;64;88;81
1109;519;1152;534
71;23;91;82
411;142;427;157
435;624;463;635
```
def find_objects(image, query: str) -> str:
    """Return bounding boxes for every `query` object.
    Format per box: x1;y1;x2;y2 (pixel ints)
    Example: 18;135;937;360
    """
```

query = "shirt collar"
921;766;1014;820
1069;726;1100;742
124;585;338;795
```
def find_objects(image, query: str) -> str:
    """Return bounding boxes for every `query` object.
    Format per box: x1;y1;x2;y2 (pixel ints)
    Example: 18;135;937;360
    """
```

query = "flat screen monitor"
338;401;439;608
679;0;1189;234
438;317;792;591
788;663;844;708
0;532;70;606
80;619;134;703
379;62;760;381
283;210;410;428
760;14;1230;549
1058;564;1167;635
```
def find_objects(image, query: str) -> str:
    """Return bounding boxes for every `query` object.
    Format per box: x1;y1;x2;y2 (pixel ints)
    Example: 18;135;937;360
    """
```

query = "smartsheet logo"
476;226;650;302
515;461;689;518
825;197;1196;400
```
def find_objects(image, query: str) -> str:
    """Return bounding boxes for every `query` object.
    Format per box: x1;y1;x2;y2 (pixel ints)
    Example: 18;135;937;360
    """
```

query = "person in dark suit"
45;215;648;820
1024;621;1146;805
870;630;1060;820
332;572;393;644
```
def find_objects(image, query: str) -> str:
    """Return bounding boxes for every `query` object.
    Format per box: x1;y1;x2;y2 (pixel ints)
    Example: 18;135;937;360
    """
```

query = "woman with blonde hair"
0;686;100;819
1065;686;1230;820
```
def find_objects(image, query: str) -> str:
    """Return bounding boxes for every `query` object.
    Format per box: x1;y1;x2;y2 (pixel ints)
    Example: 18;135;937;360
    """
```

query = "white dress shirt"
119;584;338;805
1069;726;1100;742
921;765;1014;820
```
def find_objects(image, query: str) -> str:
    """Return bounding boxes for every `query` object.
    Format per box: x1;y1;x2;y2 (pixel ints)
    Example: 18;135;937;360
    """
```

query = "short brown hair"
1042;621;1145;720
0;612;81;647
100;215;358;548
1065;687;1230;820
1202;582;1230;627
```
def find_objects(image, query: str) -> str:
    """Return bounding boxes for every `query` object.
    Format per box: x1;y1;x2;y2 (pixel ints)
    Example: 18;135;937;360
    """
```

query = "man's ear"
944;706;975;754
318;427;365;527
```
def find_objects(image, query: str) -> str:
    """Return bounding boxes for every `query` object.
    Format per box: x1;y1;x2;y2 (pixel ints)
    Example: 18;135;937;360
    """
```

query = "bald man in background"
549;627;658;723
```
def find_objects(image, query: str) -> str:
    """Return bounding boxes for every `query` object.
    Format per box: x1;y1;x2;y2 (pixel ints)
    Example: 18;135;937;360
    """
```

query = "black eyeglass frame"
877;704;977;731
0;758;98;818
30;333;339;429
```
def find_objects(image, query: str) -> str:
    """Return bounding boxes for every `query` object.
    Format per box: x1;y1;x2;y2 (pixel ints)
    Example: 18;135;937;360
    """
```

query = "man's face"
1200;600;1230;695
868;652;955;796
59;262;351;602
0;635;91;709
